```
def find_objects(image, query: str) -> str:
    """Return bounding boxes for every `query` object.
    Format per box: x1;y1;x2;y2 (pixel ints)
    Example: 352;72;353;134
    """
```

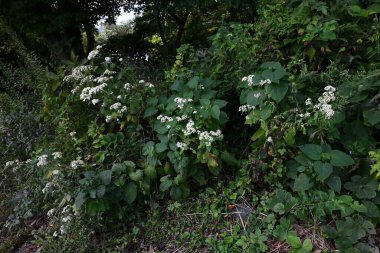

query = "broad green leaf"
363;109;380;126
260;102;275;120
266;81;288;103
273;203;285;214
302;239;313;251
330;150;354;167
299;144;322;160
313;161;333;181
159;179;172;191
221;151;239;167
99;170;112;185
251;128;265;141
211;105;220;120
155;142;168;153
287;235;302;248
294;173;312;191
144;165;157;179
125;182;137;204
213;100;228;108
326;176;341;193
129;169;143;181
143;107;158;118
200;98;210;107
247;90;262;106
187;76;199;89
284;128;296;146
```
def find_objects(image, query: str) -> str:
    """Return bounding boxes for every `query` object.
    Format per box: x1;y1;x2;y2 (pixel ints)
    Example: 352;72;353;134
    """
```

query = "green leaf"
247;90;262;106
200;98;210;107
330;150;354;167
144;165;157;179
129;169;143;181
302;239;313;251
213;100;228;109
211;105;220;120
125;182;137;204
313;161;333;181
160;179;172;192
363;109;380;126
99;170;112;185
284;128;296;146
221;152;239;167
273;203;285;214
266;81;288;103
326;176;341;193
143;107;158;118
187;76;199;89
299;144;322;160
155;142;168;153
294;173;312;191
287;235;302;248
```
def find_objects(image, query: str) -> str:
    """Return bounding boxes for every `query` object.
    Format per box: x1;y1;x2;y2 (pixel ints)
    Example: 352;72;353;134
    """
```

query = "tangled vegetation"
1;0;380;252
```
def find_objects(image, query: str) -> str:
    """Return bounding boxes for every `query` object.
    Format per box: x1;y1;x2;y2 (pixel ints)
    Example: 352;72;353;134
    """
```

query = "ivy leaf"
326;176;341;193
313;161;333;181
294;173;313;191
299;144;322;160
211;105;220;120
330;150;354;167
98;170;112;185
125;182;137;204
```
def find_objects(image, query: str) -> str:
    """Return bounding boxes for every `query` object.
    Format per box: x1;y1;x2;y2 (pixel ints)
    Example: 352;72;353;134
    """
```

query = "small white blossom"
176;142;187;151
105;57;111;63
183;119;197;136
305;98;312;106
70;160;84;170
52;152;62;159
267;136;273;143
91;99;100;105
37;155;48;167
110;102;122;110
174;97;193;109
238;104;255;113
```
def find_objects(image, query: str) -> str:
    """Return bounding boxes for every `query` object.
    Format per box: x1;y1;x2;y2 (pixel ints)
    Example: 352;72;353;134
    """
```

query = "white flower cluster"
52;152;62;160
242;75;255;87
124;83;132;90
198;130;223;147
299;112;311;118
63;66;93;82
42;182;53;194
87;45;102;60
241;74;271;87
238;104;255;113
110;102;122;110
312;86;336;119
174;97;193;109
93;76;111;84
37;154;48;167
79;83;107;101
105;57;111;63
139;80;154;88
176;142;187;151
183;119;197;136
176;115;188;122
259;79;271;86
157;115;173;123
70;159;84;170
103;69;116;76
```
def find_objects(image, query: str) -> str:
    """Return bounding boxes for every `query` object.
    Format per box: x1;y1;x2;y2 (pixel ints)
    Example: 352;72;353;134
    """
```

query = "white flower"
87;49;99;60
96;45;102;50
253;92;261;98
242;75;255;87
145;82;154;88
120;106;127;113
103;69;116;76
52;152;62;159
238;104;255;113
174;97;193;109
198;130;223;147
53;231;59;237
305;98;312;106
70;160;84;170
139;80;145;84
37;154;48;167
70;131;76;137
176;142;187;151
47;208;55;217
105;57;111;63
91;99;100;105
119;58;123;62
106;115;112;123
42;182;52;194
110;102;122;110
266;136;273;143
259;79;271;86
124;83;132;90
52;169;60;175
183;119;197;136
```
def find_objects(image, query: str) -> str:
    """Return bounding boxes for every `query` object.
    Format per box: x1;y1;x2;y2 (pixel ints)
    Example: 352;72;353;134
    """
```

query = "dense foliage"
1;0;380;252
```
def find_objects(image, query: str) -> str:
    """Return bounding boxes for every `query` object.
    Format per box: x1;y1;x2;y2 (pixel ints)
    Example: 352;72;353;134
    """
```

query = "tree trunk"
84;23;95;54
